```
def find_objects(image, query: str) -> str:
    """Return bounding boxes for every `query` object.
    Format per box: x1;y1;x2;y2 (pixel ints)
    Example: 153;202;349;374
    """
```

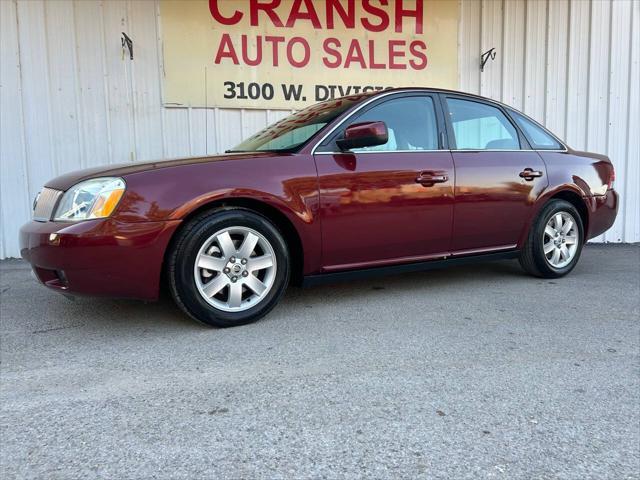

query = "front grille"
33;187;63;222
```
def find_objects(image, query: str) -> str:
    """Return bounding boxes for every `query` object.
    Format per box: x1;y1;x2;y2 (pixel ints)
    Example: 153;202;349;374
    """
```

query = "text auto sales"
209;0;429;71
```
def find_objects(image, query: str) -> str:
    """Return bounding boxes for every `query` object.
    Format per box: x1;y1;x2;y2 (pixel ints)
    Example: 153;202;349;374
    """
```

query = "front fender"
110;156;322;274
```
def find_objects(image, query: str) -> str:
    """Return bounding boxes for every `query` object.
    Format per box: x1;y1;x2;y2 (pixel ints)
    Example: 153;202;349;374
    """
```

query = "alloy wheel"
542;211;579;269
193;226;277;312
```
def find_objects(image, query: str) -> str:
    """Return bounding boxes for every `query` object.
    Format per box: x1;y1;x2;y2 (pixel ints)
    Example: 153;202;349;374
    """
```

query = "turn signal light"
89;188;125;218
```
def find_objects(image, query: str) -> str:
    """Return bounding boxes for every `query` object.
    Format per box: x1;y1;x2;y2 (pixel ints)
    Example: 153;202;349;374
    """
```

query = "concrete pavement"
1;245;639;479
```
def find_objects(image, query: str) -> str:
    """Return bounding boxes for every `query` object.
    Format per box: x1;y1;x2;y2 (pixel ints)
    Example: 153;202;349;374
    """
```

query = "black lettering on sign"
222;81;276;101
281;84;304;101
223;81;236;99
262;83;275;100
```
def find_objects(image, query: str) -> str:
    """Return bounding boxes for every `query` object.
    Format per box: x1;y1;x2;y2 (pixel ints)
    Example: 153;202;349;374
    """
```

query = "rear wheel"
168;208;290;327
519;199;584;278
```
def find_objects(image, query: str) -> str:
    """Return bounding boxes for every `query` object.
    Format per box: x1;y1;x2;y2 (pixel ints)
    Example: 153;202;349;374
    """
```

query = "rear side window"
446;98;521;150
510;110;562;150
347;96;439;152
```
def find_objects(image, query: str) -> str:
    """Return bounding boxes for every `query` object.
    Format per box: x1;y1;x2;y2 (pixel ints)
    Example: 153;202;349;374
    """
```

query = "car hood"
45;152;280;191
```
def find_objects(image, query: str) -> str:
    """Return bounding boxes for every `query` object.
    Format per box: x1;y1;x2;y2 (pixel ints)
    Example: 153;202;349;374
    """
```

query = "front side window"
510;110;562;150
340;96;439;152
446;98;520;150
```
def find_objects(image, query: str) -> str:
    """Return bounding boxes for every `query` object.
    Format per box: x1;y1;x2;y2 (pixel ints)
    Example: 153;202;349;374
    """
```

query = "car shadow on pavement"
0;258;528;334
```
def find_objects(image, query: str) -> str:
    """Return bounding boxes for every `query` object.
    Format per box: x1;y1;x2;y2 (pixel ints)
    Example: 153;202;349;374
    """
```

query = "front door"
442;96;548;253
314;94;455;271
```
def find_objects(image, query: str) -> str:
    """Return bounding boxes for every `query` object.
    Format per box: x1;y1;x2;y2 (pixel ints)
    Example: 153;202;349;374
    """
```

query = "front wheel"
519;199;584;278
168;208;290;327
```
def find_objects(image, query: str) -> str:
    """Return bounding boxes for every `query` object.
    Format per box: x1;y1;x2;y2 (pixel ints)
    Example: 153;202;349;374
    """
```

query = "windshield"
228;95;371;153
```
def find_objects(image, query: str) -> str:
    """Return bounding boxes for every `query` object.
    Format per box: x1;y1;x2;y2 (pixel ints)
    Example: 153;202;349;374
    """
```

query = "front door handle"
416;172;448;186
519;168;543;180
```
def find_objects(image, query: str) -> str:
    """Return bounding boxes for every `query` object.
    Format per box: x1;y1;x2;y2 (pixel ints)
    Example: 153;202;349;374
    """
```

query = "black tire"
168;208;290;327
519;199;584;278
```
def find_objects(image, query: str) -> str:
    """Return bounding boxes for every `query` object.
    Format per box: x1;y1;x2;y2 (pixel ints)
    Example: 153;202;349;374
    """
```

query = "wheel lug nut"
230;256;236;263
242;271;248;277
231;276;237;282
223;267;230;273
241;258;247;265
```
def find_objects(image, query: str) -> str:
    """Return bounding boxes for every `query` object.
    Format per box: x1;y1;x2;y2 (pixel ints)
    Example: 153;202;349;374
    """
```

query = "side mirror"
336;121;388;151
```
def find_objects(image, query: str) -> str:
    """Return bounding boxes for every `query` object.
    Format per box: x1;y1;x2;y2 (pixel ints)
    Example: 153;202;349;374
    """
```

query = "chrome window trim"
315;147;569;155
534;148;569;153
450;148;568;153
450;149;529;153
314;149;444;155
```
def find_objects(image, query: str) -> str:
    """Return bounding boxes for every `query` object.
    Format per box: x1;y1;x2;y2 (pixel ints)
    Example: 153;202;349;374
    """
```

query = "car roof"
366;87;516;110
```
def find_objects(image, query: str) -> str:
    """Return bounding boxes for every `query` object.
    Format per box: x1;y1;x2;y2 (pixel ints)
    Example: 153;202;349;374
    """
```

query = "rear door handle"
416;172;448;185
519;168;543;180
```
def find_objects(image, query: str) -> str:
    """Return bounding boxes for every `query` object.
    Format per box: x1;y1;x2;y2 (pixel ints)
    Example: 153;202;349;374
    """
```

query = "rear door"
441;95;548;253
314;94;455;270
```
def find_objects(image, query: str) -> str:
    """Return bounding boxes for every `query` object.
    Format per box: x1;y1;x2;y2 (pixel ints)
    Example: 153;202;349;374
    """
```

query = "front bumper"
20;218;181;300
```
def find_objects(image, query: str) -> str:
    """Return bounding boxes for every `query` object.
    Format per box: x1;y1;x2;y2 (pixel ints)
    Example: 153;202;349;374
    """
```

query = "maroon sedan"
20;88;618;327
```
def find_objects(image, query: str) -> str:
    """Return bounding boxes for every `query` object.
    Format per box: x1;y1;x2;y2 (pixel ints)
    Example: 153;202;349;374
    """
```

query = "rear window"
510;111;562;150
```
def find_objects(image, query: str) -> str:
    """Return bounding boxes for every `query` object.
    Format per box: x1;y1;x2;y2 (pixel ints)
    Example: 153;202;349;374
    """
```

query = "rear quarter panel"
539;150;612;197
536;150;617;240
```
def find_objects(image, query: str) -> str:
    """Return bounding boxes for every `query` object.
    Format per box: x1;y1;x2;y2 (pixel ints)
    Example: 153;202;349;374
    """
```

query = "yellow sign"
161;0;458;109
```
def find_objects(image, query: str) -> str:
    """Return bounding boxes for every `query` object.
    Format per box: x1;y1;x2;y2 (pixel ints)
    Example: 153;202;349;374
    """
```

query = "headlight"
53;177;125;221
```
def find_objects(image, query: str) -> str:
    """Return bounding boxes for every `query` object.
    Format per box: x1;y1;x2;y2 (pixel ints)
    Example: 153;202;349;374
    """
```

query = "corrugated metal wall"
459;0;639;244
1;0;638;258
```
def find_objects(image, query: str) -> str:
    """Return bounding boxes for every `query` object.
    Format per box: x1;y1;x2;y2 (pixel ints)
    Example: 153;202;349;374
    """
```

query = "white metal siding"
1;0;638;258
459;0;640;244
